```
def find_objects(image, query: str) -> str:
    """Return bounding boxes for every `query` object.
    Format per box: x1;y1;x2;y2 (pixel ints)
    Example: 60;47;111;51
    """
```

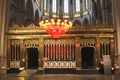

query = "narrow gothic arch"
34;10;39;26
25;0;34;26
17;0;26;12
83;18;89;26
9;0;26;26
73;20;81;26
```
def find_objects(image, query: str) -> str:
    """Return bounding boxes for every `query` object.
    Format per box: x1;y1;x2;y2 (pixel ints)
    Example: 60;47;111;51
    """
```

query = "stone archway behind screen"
73;19;81;27
34;9;39;26
25;0;34;26
83;18;89;26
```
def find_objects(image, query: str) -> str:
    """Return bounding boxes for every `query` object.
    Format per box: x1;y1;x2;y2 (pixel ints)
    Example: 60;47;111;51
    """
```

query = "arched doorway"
26;48;39;69
81;47;94;69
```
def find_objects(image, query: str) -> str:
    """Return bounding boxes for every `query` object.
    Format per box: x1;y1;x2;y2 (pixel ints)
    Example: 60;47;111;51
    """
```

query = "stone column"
75;37;81;70
96;38;101;68
101;0;111;25
38;38;44;70
7;40;11;69
101;0;107;24
110;38;115;67
20;40;25;68
113;0;120;68
0;0;9;74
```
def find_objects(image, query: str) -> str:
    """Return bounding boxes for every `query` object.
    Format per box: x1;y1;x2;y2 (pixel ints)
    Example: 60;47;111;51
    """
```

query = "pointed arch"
9;0;26;26
17;0;26;12
64;0;69;13
83;18;89;26
34;9;39;26
26;0;34;25
73;20;81;26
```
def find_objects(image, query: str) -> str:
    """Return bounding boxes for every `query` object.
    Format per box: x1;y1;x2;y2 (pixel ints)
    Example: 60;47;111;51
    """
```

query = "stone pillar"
75;37;81;70
20;40;25;68
96;38;101;68
7;40;11;69
38;38;44;70
0;0;9;74
96;0;102;24
110;38;115;67
101;0;111;25
113;0;120;69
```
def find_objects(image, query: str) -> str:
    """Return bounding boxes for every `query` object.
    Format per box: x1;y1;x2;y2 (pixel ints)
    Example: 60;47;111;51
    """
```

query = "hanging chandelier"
39;19;72;39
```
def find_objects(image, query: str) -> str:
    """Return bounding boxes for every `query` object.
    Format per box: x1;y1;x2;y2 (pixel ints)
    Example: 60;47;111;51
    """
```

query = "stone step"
76;69;99;74
37;69;100;74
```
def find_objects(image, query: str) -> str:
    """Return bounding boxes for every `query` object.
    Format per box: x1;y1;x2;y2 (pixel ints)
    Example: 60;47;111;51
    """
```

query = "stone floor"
0;70;120;80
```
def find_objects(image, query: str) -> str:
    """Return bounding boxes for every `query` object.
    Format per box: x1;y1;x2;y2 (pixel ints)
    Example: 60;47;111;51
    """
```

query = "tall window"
64;0;69;13
76;0;80;12
52;0;57;12
86;0;88;9
44;0;47;10
83;0;86;10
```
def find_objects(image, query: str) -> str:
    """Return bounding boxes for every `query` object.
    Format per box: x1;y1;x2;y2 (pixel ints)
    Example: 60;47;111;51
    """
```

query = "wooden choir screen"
10;44;20;68
44;44;75;61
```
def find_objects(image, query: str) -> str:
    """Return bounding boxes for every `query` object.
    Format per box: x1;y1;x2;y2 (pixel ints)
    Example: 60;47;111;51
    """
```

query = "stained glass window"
76;0;80;12
86;0;88;9
52;0;57;12
44;0;47;10
64;0;69;13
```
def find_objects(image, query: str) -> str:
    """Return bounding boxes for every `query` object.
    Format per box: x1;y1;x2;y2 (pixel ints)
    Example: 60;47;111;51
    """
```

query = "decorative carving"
80;39;95;43
9;24;41;30
8;24;114;34
10;61;20;68
100;38;110;43
80;39;96;47
11;40;20;45
44;39;75;44
24;39;39;47
8;24;44;34
71;25;113;32
43;61;76;68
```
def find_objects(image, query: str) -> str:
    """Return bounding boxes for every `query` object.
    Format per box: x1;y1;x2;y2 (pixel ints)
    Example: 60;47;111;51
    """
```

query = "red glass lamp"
39;19;72;39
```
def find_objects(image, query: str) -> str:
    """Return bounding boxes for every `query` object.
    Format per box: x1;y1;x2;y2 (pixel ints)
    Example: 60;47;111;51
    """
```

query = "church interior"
0;0;120;78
